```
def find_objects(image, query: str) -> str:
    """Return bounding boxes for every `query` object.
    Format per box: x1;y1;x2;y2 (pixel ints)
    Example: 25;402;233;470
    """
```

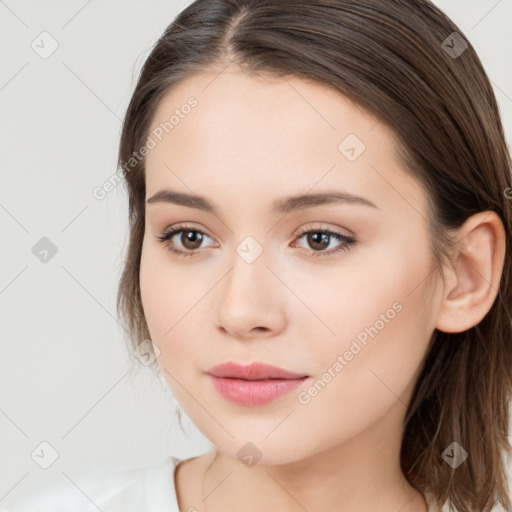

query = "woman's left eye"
292;229;356;257
155;224;356;259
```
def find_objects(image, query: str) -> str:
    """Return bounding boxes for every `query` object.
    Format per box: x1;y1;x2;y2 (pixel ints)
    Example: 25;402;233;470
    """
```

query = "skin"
139;67;506;512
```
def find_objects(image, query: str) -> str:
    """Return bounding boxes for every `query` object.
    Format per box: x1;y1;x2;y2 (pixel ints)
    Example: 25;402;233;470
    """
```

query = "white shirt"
2;456;182;512
3;455;448;511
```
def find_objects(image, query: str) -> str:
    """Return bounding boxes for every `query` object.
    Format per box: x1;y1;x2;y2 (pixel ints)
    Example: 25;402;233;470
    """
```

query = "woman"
7;0;511;511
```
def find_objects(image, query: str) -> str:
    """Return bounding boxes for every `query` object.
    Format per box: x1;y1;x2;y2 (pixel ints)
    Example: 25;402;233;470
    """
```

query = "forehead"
143;69;426;217
146;69;382;167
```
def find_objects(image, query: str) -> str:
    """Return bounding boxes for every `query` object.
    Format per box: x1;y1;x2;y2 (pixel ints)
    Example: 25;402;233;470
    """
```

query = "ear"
435;211;506;333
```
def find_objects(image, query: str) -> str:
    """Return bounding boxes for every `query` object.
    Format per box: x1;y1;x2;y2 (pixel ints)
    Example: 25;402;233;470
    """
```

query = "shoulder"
2;456;182;512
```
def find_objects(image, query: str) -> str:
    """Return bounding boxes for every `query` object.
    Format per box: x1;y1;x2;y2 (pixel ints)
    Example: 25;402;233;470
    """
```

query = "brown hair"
116;1;512;509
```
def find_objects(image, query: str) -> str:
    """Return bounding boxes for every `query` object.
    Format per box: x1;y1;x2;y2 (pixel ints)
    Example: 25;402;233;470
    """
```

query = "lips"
207;361;308;380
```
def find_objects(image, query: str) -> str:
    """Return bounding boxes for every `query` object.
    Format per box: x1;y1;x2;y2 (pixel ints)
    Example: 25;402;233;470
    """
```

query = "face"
140;69;443;465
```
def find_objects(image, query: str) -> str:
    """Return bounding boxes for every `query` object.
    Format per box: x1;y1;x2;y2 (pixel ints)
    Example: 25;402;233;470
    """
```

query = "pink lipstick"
207;362;309;406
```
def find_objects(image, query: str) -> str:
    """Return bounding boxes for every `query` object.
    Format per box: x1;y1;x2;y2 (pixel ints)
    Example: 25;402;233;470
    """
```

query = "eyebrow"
145;189;379;215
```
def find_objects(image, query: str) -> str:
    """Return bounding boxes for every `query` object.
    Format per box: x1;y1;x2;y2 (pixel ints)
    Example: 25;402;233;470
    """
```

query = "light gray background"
1;0;511;507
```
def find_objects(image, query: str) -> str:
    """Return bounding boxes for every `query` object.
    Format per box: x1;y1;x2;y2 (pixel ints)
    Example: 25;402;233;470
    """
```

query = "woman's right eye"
155;225;216;258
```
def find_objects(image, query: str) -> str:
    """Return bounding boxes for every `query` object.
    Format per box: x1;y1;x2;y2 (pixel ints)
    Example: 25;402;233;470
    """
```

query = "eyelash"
155;223;356;259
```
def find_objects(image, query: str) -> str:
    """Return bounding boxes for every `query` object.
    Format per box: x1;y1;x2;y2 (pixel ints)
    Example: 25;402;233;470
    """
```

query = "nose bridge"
215;234;283;336
224;234;269;302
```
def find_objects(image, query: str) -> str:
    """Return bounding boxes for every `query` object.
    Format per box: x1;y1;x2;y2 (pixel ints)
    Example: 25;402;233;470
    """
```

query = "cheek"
140;234;194;334
140;239;182;354
290;223;435;356
139;238;207;381
295;236;435;427
139;241;167;338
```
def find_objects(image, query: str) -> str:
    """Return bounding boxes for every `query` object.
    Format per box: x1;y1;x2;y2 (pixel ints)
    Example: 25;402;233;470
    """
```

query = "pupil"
309;232;329;250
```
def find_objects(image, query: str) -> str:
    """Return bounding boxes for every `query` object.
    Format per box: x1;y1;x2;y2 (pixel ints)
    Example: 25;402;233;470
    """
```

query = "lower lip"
208;375;309;406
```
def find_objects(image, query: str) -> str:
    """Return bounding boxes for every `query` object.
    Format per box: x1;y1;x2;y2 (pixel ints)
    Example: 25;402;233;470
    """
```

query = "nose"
214;244;286;340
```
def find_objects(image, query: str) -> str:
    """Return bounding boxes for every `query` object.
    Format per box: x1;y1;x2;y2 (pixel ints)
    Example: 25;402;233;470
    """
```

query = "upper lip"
207;362;308;380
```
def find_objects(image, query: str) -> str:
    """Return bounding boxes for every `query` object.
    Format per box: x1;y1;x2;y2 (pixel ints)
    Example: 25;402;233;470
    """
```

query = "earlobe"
435;211;506;334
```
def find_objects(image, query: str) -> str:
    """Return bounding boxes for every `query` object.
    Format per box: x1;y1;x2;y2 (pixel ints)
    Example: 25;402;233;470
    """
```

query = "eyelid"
293;222;353;238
